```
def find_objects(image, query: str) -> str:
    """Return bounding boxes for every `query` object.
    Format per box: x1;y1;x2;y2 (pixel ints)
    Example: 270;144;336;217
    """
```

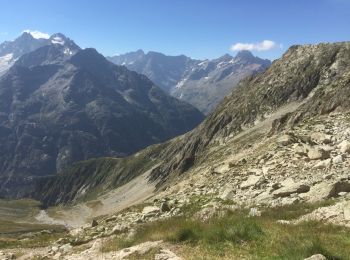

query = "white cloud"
22;30;50;39
230;40;279;52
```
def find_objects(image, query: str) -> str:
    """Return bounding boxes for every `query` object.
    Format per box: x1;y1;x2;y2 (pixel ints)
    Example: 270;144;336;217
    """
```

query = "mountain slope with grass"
4;41;350;259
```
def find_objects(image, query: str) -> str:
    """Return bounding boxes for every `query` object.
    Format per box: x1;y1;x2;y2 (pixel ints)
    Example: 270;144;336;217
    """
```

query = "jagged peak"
234;50;255;60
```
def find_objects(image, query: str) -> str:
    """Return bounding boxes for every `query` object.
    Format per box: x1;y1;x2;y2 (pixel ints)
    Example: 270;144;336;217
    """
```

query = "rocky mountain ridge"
0;34;204;198
32;41;350;208
108;50;271;114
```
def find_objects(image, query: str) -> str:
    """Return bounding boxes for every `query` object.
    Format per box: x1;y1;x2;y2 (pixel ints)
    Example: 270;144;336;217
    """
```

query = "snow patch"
0;53;14;74
22;29;50;39
64;48;73;55
51;36;65;45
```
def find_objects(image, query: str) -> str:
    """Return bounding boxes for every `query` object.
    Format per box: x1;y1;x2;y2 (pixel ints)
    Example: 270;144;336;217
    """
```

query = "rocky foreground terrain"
0;42;350;259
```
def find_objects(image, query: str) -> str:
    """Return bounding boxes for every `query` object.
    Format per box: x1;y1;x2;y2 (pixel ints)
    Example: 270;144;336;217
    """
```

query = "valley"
0;1;349;259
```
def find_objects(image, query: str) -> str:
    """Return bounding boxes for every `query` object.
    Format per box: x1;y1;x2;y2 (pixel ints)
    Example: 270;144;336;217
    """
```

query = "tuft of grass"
101;201;350;259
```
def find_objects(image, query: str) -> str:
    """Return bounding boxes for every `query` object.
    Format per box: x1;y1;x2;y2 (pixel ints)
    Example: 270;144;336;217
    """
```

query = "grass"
0;198;67;249
101;201;350;259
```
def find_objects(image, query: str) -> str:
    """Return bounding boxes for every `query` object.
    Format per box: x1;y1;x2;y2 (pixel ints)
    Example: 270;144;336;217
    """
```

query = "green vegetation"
101;201;350;259
0;199;66;249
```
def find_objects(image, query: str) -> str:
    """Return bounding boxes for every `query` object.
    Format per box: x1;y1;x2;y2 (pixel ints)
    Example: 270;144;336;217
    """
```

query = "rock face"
0;36;204;198
171;51;271;114
149;41;350;185
0;32;79;76
108;50;271;114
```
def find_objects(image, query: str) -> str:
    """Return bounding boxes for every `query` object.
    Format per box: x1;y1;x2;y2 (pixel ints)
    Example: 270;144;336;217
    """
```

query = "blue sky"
0;0;349;60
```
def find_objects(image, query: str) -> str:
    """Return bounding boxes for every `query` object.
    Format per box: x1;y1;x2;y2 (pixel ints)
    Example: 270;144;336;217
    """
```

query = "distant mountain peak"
234;50;255;60
21;30;50;40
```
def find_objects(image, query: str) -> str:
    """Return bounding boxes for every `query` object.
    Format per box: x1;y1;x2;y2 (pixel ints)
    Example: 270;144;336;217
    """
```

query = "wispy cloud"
0;32;9;36
22;29;50;39
230;40;280;52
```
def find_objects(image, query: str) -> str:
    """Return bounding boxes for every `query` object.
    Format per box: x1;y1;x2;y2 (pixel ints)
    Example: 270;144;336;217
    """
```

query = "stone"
272;182;310;198
60;243;73;253
219;188;235;200
343;202;350;221
304;254;327;260
112;224;128;234
91;219;98;227
155;249;183;260
310;133;332;144
240;175;265;189
307;148;330;160
248;208;261;217
142;206;160;215
313;158;332;169
339;140;350;153
332;154;343;164
160;202;171;212
277;134;295;146
276;220;291;225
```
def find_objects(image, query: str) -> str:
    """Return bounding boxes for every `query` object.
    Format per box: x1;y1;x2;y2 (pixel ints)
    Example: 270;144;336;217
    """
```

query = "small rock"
160;202;171;212
339;140;350;153
308;148;330;160
112;224;128;234
272;182;310;198
142;206;160;215
155;249;182;260
343;202;350;221
248;208;261;217
304;254;327;260
241;175;265;189
276;220;291;225
332;154;343;164
60;243;72;253
91;219;98;227
313;158;332;169
277;134;295;146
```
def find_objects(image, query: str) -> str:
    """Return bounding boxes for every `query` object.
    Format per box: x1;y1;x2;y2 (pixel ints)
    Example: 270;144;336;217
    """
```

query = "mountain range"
108;49;271;114
0;33;204;197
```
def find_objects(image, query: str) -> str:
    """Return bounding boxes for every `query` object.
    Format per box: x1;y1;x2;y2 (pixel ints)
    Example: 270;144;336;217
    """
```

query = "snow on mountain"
22;30;50;39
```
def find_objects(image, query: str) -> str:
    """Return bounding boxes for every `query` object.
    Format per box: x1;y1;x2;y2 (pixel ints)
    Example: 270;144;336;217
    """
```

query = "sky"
0;0;349;60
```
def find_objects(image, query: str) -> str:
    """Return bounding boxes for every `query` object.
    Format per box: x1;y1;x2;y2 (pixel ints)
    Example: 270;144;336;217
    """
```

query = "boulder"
219;188;235;200
343;201;350;221
301;181;350;202
155;249;182;260
240;175;265;189
91;219;98;227
304;254;327;260
332;154;343;164
142;206;160;215
339;140;350;153
272;181;310;198
277;134;296;146
160;202;171;212
310;133;332;144
307;148;330;160
112;224;128;234
313;158;332;169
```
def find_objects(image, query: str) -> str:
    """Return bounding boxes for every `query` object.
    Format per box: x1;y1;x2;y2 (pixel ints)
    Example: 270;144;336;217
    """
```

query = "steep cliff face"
0;44;204;198
33;41;350;206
